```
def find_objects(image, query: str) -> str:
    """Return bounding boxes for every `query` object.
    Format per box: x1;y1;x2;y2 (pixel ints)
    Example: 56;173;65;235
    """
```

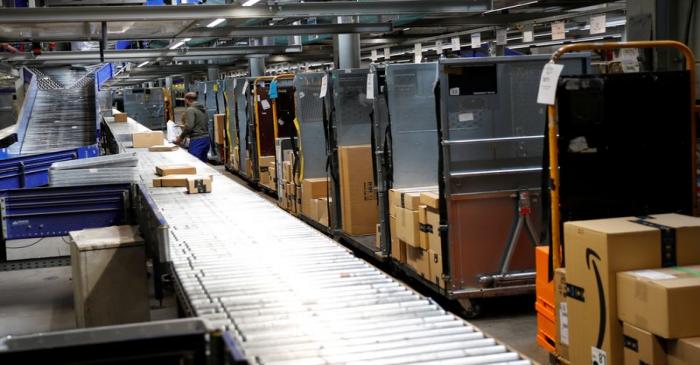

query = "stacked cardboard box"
563;214;700;365
301;177;329;226
338;145;378;235
258;156;276;191
388;187;441;285
279;150;299;215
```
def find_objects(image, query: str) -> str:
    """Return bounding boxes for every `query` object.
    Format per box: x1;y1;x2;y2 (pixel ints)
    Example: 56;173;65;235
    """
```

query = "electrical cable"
6;237;45;249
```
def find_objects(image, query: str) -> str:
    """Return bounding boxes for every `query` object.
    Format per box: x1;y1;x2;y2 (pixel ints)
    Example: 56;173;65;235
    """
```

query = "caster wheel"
458;298;482;318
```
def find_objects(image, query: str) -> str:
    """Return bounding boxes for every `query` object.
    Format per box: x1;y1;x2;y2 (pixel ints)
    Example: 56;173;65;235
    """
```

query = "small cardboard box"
418;205;440;251
113;112;128;123
132;131;164;148
213;114;225;145
420;191;439;210
396;206;421;247
668;337;700;365
148;144;178;152
156;165;196;176
623;322;667;365
618;266;700;339
554;268;569;360
406;245;430;278
565;214;700;365
187;176;212;194
389;189;421;210
153;175;192;187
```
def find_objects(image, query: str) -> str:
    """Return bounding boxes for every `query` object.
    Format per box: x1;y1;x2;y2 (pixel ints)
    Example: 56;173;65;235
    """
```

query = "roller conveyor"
103;114;531;365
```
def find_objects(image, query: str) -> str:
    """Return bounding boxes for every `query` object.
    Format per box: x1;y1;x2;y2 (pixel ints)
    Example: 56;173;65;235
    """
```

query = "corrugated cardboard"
283;161;292;182
390;216;406;263
427;249;444;288
132;131;164;148
565;214;700;365
668;337;700;365
397;206;421;247
187;176;212;194
316;197;329;226
338;145;377;235
389;189;421;210
156;165;196;176
153;174;210;188
214;114;226;144
148;144;179;152
418;206;440;251
622;322;667;365
113;112;128;123
618;266;700;339
554;268;569;360
407;245;430;278
420;191;439;210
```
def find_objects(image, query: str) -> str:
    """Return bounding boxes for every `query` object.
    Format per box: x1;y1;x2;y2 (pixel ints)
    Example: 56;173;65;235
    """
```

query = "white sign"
370;49;378;62
496;29;507;45
552;21;566;40
451;36;461;52
414;43;422;63
384;47;391;60
436;40;443;54
319;74;328;98
260;99;270;110
366;73;375;100
536;63;564;105
523;30;534;43
241;80;249;96
471;33;481;49
590;14;606;34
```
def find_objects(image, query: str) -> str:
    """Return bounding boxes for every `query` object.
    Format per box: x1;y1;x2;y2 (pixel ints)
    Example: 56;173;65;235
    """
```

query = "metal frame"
546;40;698;269
370;64;391;256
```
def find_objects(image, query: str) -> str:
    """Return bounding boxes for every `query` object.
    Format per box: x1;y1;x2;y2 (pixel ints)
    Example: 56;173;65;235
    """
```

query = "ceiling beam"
186;22;394;38
0;1;490;23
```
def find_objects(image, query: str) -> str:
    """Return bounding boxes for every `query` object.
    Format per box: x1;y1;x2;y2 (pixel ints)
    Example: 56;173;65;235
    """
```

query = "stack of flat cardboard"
562;214;700;365
301;177;329;226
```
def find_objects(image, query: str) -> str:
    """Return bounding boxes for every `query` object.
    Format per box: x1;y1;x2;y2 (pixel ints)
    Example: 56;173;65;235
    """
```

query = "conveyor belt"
104;114;531;365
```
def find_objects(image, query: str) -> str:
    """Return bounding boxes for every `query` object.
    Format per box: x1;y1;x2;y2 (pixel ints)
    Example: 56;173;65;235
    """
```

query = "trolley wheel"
457;298;482;318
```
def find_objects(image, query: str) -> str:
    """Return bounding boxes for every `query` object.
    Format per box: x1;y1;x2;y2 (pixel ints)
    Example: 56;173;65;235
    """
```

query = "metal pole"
99;21;107;63
248;38;266;76
337;16;361;69
207;65;220;81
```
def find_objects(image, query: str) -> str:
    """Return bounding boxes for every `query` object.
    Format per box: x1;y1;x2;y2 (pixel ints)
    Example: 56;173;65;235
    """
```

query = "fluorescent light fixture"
183;38;191;42
403;28;411;31
483;0;539;14
137;61;149;68
169;41;185;50
207;18;226;28
242;0;261;6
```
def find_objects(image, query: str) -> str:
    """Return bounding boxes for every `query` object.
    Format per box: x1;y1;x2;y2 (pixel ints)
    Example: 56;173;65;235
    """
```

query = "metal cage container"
124;87;165;130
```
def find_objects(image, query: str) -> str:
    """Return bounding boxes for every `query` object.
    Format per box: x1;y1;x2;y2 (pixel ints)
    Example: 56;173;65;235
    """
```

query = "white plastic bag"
166;120;181;143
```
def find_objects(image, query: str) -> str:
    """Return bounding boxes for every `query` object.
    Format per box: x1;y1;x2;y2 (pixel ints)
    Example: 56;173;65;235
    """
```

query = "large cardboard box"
623;323;667;365
302;178;328;216
668;337;700;365
554;268;570;361
213;114;226;144
420;191;439;209
113;112;128;123
338;145;377;235
187;176;212;194
132;131;164;148
406;245;430;278
418;205;440;251
153;174;193;187
156;165;196;176
565;214;700;365
618;266;700;339
389;189;421;210
397;206;421;247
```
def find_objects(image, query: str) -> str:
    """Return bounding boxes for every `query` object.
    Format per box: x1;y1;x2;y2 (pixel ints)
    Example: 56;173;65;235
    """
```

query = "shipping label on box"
555;268;569;360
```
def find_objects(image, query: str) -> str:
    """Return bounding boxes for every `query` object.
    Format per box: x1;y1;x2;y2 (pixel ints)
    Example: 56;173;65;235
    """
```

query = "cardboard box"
187;176;212;194
390;215;406;263
213;114;226;145
554;268;569;360
668;337;700;365
623;323;667;365
389;189;421;210
420;191;439;210
427;248;444;288
156;165;196;176
406;245;430;278
564;214;700;365
618;266;700;339
132;131;164;148
113;112;128;123
148;144;178;152
317;197;329;226
397;206;421;247
338;145;377;235
375;224;381;249
283;161;292;182
418;205;440;251
153;174;200;187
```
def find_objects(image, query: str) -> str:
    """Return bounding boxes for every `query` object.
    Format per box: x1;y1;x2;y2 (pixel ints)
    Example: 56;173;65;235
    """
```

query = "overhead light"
483;0;539;14
241;0;261;6
207;18;226;28
403;28;411;31
169;41;185;50
137;61;149;68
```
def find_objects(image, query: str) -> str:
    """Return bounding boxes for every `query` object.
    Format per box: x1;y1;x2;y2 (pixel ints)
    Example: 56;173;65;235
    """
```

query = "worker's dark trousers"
188;136;210;163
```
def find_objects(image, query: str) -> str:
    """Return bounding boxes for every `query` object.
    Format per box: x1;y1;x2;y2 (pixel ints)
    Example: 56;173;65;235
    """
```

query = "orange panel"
535;246;554;308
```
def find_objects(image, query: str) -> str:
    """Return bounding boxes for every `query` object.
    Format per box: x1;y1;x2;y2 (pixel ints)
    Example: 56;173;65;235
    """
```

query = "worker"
175;92;210;162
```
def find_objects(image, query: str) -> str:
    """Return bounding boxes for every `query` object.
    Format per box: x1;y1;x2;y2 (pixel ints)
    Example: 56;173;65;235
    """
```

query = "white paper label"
471;33;481;49
537;63;564;105
590;14;606;34
451;36;461;52
414;43;422;63
298;91;305;98
523;30;534;43
449;87;460;96
370;49;378;62
261;99;270;110
319;74;328;98
458;112;474;122
366;73;375;100
384;47;391;60
241;80;249;96
592;347;608;365
620;48;640;73
552;21;566;40
436;40;443;54
631;269;677;280
496;29;507;45
559;302;569;345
